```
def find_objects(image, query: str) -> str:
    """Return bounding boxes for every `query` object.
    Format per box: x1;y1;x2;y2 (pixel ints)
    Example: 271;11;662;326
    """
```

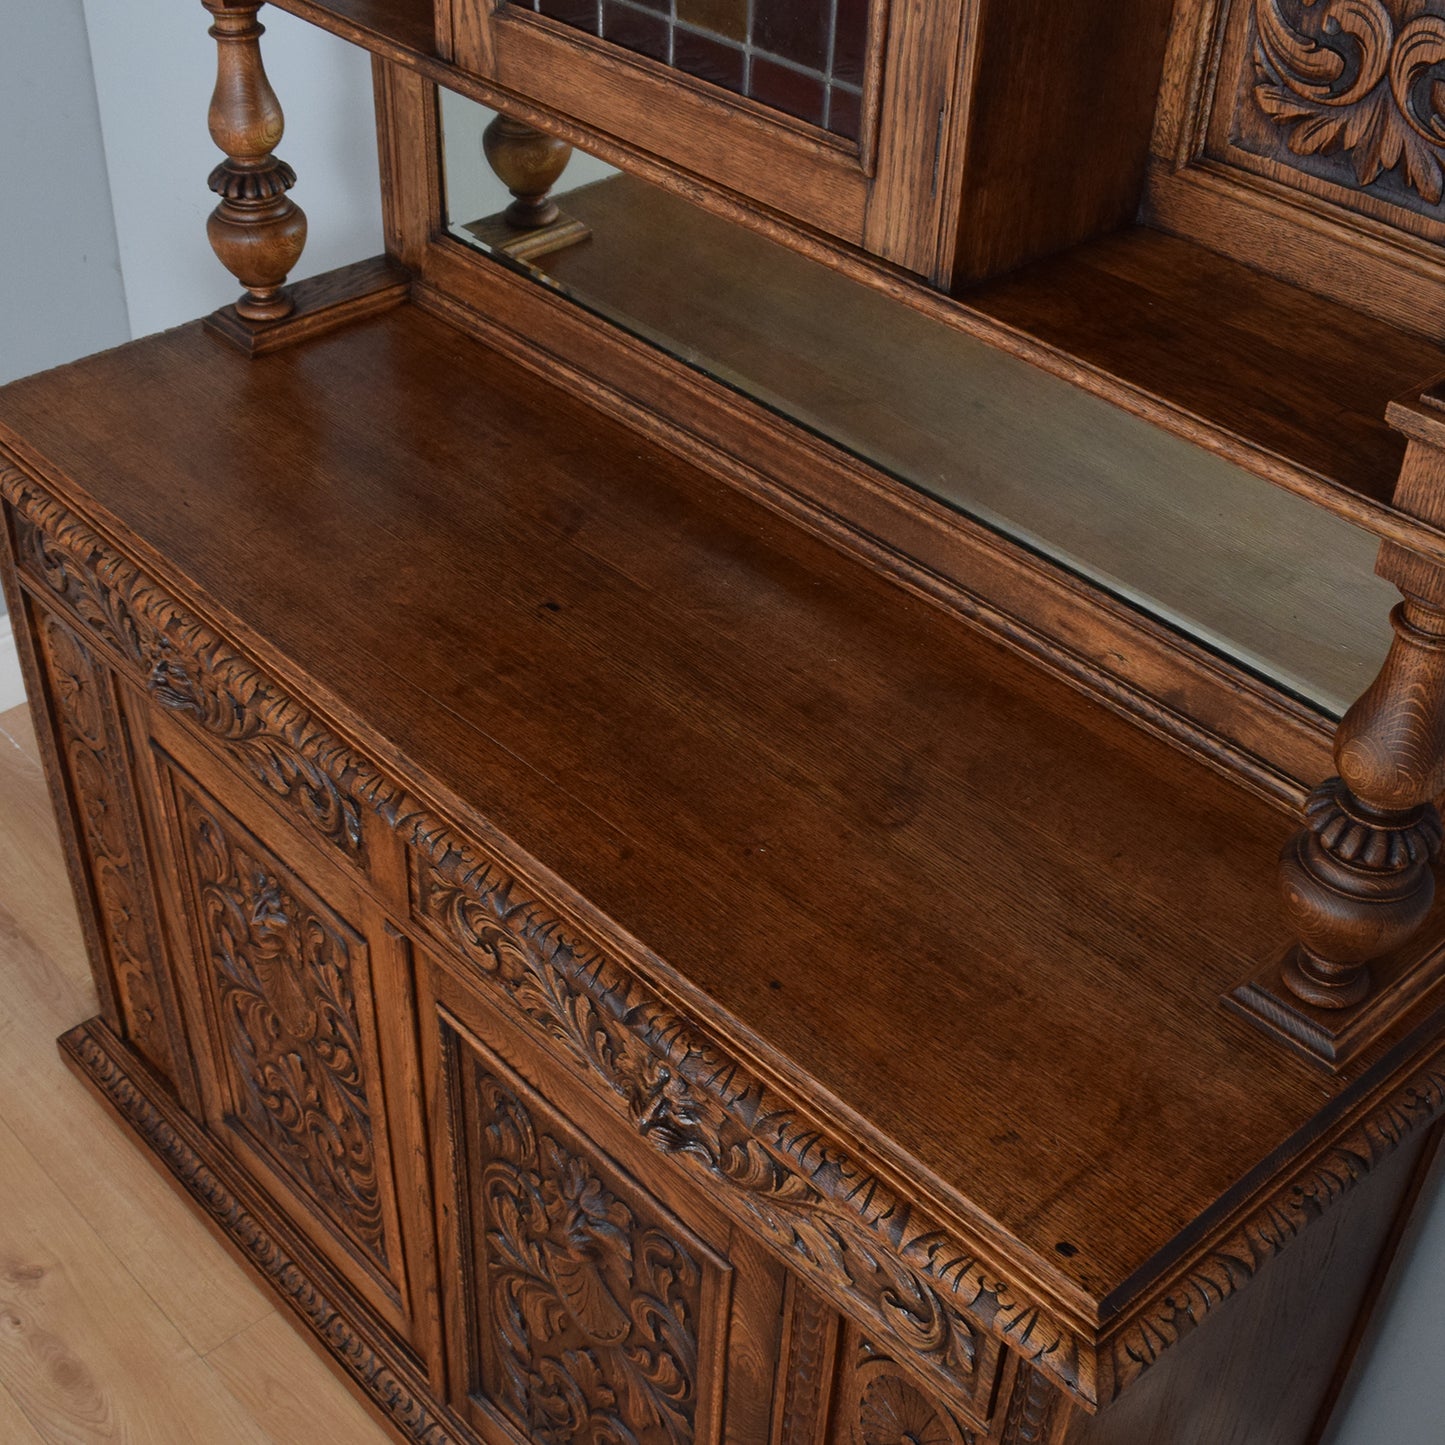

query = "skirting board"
0;613;25;712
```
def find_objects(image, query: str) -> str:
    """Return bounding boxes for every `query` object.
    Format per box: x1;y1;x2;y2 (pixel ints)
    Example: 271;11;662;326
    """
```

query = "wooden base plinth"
1228;927;1445;1068
204;255;411;357
57;1020;458;1445
461;210;592;264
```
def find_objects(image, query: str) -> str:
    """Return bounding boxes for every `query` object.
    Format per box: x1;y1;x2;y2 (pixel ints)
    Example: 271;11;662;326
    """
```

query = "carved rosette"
180;784;388;1266
849;1339;977;1445
1251;0;1445;205
472;1066;702;1444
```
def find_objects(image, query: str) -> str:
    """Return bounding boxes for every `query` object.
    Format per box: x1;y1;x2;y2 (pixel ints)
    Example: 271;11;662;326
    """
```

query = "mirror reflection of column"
469;113;592;263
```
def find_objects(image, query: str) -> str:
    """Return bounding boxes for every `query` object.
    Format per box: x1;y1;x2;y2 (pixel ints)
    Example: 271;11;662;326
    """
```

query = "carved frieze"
10;465;1445;1410
1234;1;1445;215
177;779;388;1267
32;608;176;1081
467;1061;706;1443
10;490;364;859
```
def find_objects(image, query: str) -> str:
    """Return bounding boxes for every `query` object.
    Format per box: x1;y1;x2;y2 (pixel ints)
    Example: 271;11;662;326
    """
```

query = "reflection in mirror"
440;91;1394;719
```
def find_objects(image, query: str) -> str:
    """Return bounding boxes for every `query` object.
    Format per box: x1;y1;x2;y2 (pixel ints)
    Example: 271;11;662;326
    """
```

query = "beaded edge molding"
8;457;1445;1411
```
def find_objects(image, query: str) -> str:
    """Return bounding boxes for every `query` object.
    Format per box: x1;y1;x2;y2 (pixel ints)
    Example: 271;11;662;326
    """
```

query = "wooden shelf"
965;226;1445;514
269;0;436;58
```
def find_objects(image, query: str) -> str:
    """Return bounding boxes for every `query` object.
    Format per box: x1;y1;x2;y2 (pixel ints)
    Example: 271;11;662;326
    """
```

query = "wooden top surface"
0;304;1414;1325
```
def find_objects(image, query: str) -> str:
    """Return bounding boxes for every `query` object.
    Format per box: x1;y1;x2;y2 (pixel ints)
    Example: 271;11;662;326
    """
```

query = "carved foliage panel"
447;1024;729;1444
1209;0;1445;232
30;605;179;1085
168;767;393;1279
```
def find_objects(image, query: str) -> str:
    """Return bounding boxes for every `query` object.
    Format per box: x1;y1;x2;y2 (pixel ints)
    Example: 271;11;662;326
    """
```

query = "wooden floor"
0;701;394;1443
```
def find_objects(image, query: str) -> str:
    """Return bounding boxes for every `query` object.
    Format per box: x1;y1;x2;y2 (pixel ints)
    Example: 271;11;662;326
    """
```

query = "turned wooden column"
1280;588;1445;1007
203;0;306;321
467;113;590;262
1278;403;1445;1013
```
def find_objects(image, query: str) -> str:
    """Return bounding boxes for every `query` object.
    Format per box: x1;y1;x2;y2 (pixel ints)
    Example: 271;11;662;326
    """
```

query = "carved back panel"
1209;0;1445;237
1149;0;1445;333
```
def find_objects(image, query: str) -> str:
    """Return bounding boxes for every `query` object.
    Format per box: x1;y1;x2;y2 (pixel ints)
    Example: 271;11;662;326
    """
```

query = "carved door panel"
21;600;195;1102
419;949;789;1444
137;718;434;1359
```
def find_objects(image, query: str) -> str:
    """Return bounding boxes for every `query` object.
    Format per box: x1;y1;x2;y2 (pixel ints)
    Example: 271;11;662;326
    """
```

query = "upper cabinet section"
431;0;1180;284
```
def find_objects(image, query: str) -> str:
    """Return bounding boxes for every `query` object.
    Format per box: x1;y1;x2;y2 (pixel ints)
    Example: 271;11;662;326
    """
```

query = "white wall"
80;0;383;338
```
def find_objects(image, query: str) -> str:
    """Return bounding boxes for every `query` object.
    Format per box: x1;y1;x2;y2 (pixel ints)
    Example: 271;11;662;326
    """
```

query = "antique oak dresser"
9;2;1445;1441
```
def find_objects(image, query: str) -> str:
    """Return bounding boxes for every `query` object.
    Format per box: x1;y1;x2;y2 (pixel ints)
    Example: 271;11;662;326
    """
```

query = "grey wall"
0;0;131;623
0;0;129;388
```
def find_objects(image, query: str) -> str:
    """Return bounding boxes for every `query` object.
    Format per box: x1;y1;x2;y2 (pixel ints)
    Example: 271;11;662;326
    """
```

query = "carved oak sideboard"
11;1;1445;1442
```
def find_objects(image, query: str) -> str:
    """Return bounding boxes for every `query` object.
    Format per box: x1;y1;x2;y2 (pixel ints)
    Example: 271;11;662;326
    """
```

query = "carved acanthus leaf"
1253;0;1445;203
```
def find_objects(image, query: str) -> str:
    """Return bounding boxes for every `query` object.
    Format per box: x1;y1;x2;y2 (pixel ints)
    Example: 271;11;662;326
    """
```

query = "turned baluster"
203;0;306;321
1280;579;1445;1008
471;113;590;262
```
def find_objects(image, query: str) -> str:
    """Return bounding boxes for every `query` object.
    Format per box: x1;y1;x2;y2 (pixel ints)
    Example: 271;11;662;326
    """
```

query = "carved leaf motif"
14;510;364;857
1252;0;1445;203
181;787;388;1266
474;1068;701;1445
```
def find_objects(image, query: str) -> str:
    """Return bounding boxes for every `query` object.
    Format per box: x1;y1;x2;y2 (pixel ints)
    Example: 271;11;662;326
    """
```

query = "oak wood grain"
0;305;1417;1317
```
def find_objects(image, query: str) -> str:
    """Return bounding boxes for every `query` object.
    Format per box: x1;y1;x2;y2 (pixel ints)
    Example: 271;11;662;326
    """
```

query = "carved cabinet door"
130;702;438;1367
418;947;793;1445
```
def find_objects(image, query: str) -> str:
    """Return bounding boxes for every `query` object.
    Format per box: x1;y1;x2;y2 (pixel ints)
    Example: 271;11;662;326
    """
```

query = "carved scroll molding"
5;472;365;860
11;462;1445;1410
60;1023;458;1444
1250;0;1445;208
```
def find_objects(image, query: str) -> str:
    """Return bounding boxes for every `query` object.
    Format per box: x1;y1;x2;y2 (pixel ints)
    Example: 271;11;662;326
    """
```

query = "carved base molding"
204;255;411;357
1229;926;1445;1068
57;1020;462;1445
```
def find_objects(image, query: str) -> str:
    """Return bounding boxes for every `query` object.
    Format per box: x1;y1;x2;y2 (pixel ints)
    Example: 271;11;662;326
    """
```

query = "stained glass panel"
507;0;868;140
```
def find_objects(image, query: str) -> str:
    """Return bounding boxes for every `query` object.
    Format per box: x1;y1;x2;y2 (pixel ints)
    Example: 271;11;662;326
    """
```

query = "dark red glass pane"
752;0;830;71
674;30;747;91
748;56;827;128
601;0;669;63
832;0;869;88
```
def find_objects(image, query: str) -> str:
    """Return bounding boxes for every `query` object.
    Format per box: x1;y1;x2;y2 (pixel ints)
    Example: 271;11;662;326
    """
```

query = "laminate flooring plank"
204;1313;393;1443
0;707;89;997
0;1113;273;1443
0;1378;49;1443
0;918;273;1356
0;704;382;1435
0;700;41;765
